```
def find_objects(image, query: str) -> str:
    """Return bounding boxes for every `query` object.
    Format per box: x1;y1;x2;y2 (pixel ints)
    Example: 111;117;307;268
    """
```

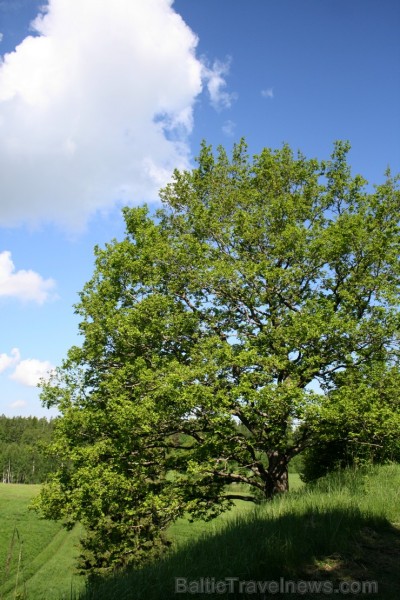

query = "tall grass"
78;463;400;600
0;526;26;600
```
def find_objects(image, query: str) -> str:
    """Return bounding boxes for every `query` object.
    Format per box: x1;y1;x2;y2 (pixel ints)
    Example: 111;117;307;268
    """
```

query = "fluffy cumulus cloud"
0;251;56;303
0;347;20;373
10;358;54;387
0;0;232;228
0;346;54;386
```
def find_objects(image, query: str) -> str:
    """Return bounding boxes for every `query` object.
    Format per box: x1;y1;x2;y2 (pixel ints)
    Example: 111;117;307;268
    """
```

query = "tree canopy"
34;140;400;573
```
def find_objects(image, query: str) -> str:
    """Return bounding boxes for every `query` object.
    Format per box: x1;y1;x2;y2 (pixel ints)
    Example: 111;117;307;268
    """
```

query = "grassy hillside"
0;484;84;600
80;465;400;600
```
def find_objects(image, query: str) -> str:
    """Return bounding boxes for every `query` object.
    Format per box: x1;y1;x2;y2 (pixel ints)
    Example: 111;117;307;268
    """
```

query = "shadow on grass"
76;506;400;600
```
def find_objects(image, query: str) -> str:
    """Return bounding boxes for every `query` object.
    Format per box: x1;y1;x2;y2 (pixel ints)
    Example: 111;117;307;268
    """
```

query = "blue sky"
0;0;399;417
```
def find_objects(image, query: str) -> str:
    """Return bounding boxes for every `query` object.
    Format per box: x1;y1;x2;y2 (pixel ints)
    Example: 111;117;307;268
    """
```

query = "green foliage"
34;140;400;573
0;416;58;484
301;363;400;481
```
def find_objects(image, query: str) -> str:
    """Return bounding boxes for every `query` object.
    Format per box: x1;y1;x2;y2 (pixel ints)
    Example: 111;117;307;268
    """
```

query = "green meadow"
0;484;84;600
1;467;400;599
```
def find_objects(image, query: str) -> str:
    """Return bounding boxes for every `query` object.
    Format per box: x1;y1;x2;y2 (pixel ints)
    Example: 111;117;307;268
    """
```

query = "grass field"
1;468;400;599
0;484;85;600
0;476;304;599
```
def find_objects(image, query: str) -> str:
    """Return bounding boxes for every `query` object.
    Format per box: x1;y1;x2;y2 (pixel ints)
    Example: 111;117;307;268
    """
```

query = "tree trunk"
264;452;289;499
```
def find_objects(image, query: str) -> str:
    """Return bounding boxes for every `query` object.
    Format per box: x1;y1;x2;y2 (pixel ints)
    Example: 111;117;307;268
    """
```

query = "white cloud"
203;58;237;111
0;346;55;388
261;88;274;99
0;251;56;303
10;358;55;387
222;120;236;137
0;347;20;373
0;33;3;43
0;0;232;229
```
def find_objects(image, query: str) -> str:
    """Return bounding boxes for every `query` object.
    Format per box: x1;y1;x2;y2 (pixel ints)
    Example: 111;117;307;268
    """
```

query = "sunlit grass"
0;484;84;600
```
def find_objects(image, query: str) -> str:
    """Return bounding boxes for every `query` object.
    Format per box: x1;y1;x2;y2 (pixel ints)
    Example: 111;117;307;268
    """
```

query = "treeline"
0;415;59;484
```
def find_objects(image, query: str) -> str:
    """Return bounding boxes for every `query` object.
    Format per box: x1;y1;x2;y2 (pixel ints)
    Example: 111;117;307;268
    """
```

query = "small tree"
301;362;400;481
34;140;400;572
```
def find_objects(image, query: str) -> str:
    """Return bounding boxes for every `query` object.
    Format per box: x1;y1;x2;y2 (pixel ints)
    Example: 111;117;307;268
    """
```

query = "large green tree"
34;141;400;573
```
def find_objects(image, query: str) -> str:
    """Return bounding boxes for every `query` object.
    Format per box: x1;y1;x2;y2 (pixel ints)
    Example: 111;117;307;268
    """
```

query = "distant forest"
0;416;58;484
